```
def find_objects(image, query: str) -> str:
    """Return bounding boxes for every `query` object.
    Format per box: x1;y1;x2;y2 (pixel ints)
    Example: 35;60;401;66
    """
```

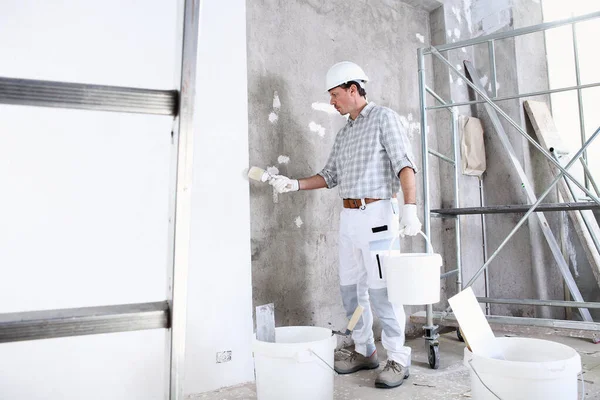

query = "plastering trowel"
448;287;504;360
256;303;275;343
332;305;364;336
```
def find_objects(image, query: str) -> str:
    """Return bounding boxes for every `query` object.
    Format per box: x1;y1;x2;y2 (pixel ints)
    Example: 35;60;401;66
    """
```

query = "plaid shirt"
318;102;417;199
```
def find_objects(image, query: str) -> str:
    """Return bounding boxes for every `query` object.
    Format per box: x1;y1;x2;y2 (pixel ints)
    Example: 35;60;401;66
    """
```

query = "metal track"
0;77;178;115
0;302;169;343
432;202;600;215
410;311;600;340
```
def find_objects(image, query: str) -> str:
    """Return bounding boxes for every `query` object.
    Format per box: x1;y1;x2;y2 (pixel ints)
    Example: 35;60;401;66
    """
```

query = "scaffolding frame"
0;1;200;398
415;11;600;368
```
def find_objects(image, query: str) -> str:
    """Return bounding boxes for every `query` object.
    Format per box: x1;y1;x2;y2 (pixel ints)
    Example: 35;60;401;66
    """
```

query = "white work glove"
269;175;299;194
399;204;422;237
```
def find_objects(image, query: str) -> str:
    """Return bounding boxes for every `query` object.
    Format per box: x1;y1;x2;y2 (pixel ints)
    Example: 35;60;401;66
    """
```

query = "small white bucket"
253;326;337;400
376;232;442;305
464;337;582;399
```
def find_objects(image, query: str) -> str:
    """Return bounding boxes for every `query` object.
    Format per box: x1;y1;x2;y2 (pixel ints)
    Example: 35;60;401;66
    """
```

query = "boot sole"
374;373;410;389
334;362;380;375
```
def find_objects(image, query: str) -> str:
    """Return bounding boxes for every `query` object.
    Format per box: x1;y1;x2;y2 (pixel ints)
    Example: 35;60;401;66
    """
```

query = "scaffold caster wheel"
428;344;440;369
457;328;464;342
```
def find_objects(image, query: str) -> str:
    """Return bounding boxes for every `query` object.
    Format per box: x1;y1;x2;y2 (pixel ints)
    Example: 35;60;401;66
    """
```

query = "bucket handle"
468;359;586;400
306;349;339;376
387;230;435;255
467;359;502;399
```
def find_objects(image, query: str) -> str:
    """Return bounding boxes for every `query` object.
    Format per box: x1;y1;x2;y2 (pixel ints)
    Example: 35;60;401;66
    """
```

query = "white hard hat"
325;61;369;92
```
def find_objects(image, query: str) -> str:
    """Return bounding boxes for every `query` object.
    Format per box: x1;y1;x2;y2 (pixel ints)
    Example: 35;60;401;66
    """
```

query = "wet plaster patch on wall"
269;91;281;123
311;102;337;114
309;121;326;137
399;113;421;139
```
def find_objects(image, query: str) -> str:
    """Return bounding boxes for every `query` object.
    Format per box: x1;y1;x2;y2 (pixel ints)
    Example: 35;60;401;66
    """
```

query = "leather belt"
343;198;382;209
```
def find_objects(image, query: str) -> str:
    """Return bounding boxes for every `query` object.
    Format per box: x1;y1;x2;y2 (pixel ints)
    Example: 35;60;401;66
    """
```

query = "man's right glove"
399;204;422;237
269;175;299;194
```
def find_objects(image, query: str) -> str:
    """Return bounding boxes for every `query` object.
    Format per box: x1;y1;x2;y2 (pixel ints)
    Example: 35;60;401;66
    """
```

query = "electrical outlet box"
216;350;232;363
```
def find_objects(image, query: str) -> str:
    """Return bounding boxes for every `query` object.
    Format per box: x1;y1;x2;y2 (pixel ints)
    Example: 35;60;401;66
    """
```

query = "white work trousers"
338;199;411;366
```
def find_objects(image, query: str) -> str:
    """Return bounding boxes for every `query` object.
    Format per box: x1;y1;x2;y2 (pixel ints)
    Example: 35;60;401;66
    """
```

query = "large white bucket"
253;326;336;400
376;232;442;305
464;337;582;399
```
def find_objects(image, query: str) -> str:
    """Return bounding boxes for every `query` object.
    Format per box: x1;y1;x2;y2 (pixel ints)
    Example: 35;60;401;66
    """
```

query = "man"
269;61;421;389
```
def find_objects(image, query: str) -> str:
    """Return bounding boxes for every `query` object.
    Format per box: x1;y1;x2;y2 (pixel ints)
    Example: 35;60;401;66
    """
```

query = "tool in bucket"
256;303;275;343
332;305;364;336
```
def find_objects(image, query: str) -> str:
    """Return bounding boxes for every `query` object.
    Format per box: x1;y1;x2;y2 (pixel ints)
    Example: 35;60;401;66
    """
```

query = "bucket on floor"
464;337;582;399
375;231;442;305
253;326;336;400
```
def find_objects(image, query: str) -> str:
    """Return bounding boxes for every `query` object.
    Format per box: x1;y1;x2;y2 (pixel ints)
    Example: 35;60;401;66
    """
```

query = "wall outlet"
216;350;232;363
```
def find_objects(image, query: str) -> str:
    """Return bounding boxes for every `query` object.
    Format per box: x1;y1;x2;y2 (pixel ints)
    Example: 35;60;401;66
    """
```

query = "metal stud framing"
0;2;201;399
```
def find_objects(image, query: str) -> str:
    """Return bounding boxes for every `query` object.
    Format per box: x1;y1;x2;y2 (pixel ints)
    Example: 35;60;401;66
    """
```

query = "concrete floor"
189;331;600;399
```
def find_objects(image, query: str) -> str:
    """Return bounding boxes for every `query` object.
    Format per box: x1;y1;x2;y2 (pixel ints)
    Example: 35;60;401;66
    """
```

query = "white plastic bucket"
253;326;337;400
375;232;442;305
464;337;582;399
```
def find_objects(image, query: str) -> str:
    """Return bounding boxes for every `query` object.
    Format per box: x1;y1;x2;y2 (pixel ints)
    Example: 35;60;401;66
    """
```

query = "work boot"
375;360;410;388
334;348;379;374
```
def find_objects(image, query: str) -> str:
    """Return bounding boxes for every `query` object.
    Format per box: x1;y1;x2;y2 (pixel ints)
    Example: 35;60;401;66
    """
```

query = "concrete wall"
247;0;444;341
0;0;254;398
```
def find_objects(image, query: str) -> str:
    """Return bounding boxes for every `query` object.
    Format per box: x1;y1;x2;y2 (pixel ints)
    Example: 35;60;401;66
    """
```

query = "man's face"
329;86;352;115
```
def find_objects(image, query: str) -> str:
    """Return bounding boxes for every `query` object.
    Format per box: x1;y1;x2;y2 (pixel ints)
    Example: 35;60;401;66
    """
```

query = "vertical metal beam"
451;112;462;291
580;158;600;197
488;40;497;97
418;48;434;329
572;22;588;190
169;0;201;399
479;177;490;315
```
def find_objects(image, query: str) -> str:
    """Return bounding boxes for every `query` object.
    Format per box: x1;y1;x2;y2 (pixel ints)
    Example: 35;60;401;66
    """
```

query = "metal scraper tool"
333;305;364;336
256;303;275;343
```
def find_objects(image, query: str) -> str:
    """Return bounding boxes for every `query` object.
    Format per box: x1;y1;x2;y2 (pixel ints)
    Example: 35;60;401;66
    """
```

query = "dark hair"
340;81;367;97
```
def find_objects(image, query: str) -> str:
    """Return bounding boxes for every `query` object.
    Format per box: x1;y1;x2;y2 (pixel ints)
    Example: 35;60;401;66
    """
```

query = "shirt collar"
347;102;375;126
359;102;376;118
